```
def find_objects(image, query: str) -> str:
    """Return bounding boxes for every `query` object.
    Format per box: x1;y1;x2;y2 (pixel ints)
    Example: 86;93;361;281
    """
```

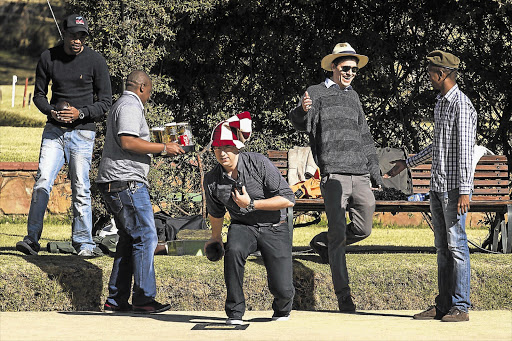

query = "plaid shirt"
406;84;477;194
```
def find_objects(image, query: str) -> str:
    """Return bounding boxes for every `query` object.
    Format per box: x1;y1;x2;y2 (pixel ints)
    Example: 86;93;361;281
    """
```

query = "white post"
11;75;18;107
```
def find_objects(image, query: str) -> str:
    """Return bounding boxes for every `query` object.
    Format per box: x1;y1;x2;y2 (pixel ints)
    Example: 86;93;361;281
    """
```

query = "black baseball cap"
63;14;89;35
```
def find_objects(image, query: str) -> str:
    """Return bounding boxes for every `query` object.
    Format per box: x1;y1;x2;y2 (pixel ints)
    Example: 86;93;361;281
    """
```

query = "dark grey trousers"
320;173;375;299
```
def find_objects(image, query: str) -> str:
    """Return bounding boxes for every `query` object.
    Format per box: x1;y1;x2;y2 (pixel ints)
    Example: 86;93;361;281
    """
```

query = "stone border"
0;162;71;215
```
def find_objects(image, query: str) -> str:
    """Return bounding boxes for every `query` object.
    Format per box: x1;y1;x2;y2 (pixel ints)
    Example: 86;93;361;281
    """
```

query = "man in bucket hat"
385;50;477;322
203;112;295;325
290;42;383;312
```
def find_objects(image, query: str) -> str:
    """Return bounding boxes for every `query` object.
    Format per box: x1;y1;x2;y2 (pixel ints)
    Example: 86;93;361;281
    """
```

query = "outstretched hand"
383;160;407;178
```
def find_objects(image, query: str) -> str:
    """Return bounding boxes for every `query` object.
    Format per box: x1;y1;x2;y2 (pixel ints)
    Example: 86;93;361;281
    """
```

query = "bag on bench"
377;147;413;195
154;211;207;242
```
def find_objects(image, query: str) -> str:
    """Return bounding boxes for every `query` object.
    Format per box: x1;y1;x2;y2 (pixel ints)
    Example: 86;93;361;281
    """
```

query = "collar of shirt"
324;77;352;91
123;90;144;111
436;83;459;103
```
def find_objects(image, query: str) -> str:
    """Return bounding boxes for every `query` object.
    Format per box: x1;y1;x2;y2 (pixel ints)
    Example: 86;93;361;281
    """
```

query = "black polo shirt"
204;152;295;227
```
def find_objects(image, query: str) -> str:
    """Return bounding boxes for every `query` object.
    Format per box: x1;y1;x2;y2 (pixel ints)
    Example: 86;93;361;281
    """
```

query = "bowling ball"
55;101;70;112
205;241;224;262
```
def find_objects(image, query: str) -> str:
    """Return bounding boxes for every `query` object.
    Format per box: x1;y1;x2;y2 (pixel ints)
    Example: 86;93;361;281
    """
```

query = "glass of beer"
164;123;178;143
151;127;165;143
177;122;195;152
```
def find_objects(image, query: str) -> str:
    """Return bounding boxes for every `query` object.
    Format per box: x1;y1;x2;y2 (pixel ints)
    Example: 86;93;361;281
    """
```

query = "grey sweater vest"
290;82;383;186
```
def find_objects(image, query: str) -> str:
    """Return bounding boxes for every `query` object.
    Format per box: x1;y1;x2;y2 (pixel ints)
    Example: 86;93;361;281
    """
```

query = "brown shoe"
338;295;356;313
441;307;469;322
413;305;445;320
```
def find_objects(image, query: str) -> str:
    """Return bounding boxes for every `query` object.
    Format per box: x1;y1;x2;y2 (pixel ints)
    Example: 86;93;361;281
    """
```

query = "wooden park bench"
268;150;512;254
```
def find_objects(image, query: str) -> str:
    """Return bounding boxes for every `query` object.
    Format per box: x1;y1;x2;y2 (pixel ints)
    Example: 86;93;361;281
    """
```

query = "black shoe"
104;302;132;313
310;232;329;264
133;301;171;314
338;295;356;312
16;240;40;255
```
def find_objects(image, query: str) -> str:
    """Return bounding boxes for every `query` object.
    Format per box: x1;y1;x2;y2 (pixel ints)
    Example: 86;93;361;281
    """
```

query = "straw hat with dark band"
321;42;369;71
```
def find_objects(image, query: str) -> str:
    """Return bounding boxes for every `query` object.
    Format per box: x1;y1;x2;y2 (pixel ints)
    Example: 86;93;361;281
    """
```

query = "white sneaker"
271;315;290;321
225;318;244;325
98;218;118;237
78;249;94;257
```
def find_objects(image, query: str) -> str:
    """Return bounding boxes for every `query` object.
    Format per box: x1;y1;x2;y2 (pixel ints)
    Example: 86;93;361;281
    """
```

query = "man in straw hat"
290;42;383;312
203;112;295;325
385;50;477;322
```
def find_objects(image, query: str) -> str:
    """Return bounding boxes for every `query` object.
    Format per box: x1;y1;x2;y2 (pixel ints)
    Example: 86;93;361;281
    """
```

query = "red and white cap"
210;111;252;149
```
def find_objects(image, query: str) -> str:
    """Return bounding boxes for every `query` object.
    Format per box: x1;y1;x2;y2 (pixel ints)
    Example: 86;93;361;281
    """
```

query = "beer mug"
177;122;195;152
151;127;165;143
164;123;178;143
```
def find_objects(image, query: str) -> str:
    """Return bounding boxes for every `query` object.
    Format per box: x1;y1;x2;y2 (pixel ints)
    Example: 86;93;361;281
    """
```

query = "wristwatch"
246;199;255;212
161;143;168;156
78;109;85;120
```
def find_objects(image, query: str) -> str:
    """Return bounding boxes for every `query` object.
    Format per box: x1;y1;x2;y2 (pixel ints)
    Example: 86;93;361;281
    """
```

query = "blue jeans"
101;182;158;306
224;223;295;319
430;189;471;313
26;123;95;252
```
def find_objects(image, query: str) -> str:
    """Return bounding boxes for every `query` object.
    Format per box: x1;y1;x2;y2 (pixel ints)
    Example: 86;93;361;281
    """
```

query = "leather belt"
98;181;134;193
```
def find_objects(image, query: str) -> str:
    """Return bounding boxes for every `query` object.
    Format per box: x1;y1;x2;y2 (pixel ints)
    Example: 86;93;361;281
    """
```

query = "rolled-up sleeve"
203;173;227;219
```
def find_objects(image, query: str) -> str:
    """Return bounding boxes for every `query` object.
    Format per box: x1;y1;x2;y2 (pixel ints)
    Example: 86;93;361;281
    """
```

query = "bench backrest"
268;150;510;201
411;155;509;201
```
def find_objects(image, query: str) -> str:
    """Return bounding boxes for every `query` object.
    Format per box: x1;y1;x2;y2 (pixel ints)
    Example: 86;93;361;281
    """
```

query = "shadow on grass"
58;311;267;329
314;309;413;318
0;110;46;127
2;250;104;311
58;310;227;322
247;255;317;311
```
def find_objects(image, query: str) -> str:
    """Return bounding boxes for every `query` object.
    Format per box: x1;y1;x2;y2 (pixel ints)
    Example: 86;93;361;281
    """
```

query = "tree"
66;0;511;222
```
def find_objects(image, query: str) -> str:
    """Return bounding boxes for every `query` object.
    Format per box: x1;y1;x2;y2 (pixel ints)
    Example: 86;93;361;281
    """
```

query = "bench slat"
408;155;507;162
271;160;288;168
268;150;288;159
411;172;508;179
413;179;509;186
411;188;509;194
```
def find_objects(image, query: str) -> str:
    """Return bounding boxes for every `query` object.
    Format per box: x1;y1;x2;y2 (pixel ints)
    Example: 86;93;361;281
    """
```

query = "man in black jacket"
16;14;112;257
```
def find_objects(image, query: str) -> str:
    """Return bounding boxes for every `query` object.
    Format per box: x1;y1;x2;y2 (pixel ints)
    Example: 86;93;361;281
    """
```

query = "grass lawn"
293;224;490;249
0;126;43;162
0;85;47;127
1;219;510;312
0;218;490;251
0;83;48;162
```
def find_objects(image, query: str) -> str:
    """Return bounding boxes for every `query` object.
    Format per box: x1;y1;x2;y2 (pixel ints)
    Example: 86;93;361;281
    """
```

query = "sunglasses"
339;66;359;74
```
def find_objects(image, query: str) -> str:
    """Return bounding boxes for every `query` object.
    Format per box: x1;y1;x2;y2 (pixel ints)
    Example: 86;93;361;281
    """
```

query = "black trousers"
224;222;295;319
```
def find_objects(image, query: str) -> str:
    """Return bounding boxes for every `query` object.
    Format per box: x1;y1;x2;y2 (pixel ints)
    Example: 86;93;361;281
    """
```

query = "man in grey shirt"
97;70;184;314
